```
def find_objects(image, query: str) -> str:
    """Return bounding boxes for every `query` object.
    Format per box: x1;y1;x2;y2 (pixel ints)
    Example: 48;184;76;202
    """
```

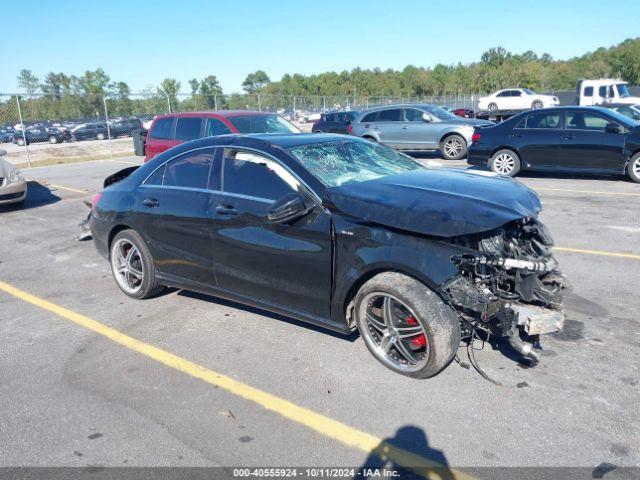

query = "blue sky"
4;0;639;94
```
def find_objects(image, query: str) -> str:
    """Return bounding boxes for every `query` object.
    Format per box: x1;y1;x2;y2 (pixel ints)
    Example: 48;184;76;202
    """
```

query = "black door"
511;110;564;169
136;147;219;287
211;148;333;318
559;110;626;172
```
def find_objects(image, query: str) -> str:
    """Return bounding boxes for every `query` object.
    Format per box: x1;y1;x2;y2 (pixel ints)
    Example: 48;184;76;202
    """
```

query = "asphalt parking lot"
1;156;639;478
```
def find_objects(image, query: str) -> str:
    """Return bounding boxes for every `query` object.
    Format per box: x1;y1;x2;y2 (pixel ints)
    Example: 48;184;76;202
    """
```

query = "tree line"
5;38;639;123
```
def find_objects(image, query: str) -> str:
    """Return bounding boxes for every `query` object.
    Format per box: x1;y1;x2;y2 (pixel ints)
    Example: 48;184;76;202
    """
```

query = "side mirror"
605;122;621;134
422;113;432;123
267;193;310;223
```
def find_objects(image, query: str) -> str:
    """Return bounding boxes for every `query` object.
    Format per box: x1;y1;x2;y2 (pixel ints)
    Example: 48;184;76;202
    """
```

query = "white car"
478;88;559;112
0;149;27;206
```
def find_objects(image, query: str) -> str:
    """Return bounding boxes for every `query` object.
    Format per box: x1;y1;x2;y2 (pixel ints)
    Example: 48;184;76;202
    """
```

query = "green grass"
16;150;136;169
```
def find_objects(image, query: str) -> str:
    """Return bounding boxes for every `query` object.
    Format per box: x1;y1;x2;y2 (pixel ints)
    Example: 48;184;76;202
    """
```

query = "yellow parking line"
534;187;640;197
48;183;88;194
0;280;472;480
554;246;640;260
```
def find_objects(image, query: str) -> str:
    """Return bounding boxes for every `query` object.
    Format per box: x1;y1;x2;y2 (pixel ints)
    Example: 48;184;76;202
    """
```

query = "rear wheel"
49;136;58;144
440;134;467;160
627;153;640;183
488;102;498;112
110;230;164;299
355;272;460;379
16;137;25;146
96;132;106;140
489;149;521;177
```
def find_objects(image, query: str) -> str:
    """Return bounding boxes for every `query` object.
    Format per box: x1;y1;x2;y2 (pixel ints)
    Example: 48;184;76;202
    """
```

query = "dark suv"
312;111;358;134
109;118;143;137
72;122;110;141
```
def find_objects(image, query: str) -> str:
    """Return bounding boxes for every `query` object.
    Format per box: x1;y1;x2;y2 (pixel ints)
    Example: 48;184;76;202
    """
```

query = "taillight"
472;132;481;143
347;124;353;134
91;192;104;210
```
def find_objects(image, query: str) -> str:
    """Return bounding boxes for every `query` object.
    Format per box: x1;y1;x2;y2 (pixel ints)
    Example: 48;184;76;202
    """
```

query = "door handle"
402;125;408;129
562;135;574;140
142;197;159;207
215;204;239;215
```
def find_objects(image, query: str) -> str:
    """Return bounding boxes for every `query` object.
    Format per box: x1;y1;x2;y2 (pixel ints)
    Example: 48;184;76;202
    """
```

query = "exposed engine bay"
442;218;571;363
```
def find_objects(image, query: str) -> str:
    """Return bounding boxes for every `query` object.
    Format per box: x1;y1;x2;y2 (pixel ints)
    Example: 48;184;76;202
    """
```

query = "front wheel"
96;132;106;140
441;134;467;160
532;100;544;109
110;229;164;299
627;153;640;183
49;136;58;144
355;272;460;379
489;149;521;177
488;102;498;112
16;138;25;146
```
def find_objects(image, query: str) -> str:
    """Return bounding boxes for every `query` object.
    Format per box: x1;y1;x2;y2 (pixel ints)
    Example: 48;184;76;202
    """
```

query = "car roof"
244;133;349;147
153;110;275;120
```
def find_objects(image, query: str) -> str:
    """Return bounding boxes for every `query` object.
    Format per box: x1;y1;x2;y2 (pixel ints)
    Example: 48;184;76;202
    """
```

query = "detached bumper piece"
513;304;565;335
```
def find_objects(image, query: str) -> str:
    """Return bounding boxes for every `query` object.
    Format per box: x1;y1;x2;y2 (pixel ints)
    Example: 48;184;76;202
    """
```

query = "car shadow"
0;180;60;213
177;290;359;342
466;164;632;183
356;425;454;480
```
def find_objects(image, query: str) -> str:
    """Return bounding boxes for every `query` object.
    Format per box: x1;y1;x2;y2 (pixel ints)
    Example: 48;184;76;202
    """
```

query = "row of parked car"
140;103;640;183
1;117;144;146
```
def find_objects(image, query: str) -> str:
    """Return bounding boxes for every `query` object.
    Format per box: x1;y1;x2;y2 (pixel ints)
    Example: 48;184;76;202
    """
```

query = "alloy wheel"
633;158;640;177
443;137;463;159
493;153;516;174
360;292;430;373
111;238;144;294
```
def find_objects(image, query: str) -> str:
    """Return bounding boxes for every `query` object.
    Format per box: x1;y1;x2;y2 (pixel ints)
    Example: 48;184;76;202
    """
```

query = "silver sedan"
349;104;493;159
0;149;27;206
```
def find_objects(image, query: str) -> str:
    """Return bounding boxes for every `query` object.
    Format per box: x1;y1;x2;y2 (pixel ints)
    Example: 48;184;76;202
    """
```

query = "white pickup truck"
576;79;640;106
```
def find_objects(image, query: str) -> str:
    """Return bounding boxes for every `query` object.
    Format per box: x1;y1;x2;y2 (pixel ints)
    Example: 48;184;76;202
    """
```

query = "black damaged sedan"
91;134;569;378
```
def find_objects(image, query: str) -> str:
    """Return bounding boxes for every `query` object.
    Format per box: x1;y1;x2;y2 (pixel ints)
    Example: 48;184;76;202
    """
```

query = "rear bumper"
466;151;489;166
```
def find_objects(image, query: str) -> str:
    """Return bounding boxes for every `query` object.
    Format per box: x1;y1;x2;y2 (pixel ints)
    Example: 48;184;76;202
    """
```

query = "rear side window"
583;87;593;97
150;117;174;139
145;164;165;185
361;112;379;122
163;149;215;189
378;109;402;121
222;150;292;201
175;117;203;141
523;112;561;129
324;114;336;122
204;118;232;137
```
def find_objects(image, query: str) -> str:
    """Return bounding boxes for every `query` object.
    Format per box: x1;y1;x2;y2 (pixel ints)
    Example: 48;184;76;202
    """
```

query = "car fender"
329;216;462;324
438;125;473;144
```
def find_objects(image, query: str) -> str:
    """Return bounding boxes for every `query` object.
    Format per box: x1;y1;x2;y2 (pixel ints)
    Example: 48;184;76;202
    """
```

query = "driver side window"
222;150;295;201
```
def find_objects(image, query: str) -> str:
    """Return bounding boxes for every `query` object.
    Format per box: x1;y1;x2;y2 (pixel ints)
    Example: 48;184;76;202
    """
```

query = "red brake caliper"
406;316;426;349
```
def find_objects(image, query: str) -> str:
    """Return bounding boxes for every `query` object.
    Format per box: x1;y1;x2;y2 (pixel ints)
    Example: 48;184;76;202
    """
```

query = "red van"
144;111;301;161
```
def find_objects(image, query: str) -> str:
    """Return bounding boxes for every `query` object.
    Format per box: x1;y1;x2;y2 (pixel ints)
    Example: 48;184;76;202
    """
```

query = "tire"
16;138;25;146
488;102;498;112
49;136;58;144
96;132;106;140
313;130;323;133
109;229;164;299
354;272;460;379
489;149;521;177
627;153;640;183
440;134;467;160
532;100;544;109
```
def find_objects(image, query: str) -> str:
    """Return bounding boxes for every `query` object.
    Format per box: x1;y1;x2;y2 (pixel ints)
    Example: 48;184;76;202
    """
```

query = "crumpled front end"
440;217;570;361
